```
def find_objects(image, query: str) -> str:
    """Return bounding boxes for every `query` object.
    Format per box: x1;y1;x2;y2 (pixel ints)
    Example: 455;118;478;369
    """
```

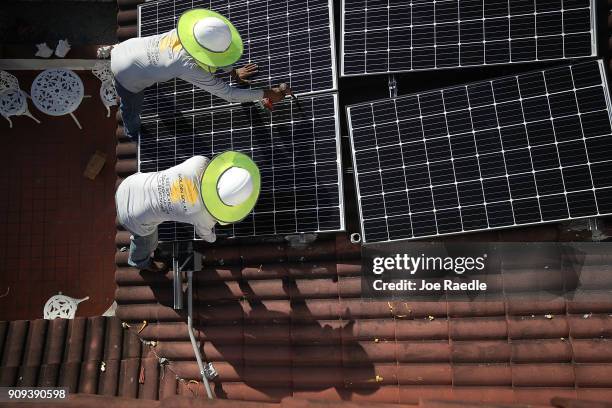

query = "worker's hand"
232;63;258;85
202;231;216;243
263;85;292;103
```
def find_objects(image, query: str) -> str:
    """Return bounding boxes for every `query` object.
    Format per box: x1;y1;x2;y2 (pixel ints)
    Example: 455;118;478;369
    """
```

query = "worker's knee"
119;108;141;138
128;232;158;268
124;119;141;139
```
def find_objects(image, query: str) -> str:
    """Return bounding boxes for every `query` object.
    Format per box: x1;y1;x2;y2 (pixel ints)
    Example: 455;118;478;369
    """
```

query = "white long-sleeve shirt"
116;156;217;242
111;29;264;102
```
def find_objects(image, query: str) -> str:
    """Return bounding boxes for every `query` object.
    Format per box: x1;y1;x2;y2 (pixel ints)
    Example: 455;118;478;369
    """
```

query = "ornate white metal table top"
31;69;84;116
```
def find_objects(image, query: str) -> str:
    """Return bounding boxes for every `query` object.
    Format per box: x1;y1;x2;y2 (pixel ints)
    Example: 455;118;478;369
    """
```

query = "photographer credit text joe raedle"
370;253;488;293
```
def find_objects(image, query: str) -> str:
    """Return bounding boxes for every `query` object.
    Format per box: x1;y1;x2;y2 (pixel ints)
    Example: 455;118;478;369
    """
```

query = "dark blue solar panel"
139;93;344;241
348;60;612;243
341;0;596;76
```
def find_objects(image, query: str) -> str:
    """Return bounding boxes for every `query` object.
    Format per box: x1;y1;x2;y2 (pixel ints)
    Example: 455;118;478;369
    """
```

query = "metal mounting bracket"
388;74;398;98
285;233;318;247
588;217;609;242
172;241;194;310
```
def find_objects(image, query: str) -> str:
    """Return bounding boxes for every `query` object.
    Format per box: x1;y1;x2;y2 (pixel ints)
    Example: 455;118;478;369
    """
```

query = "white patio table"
31;68;85;129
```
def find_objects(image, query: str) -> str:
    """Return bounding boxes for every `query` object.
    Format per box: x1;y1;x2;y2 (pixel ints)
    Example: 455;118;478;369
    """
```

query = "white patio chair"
93;61;117;117
43;293;90;320
92;60;113;83
100;80;118;118
0;70;20;92
0;88;40;128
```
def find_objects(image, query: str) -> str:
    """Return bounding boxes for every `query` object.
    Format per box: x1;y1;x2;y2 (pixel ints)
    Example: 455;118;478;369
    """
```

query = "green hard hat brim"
177;9;243;68
200;152;261;224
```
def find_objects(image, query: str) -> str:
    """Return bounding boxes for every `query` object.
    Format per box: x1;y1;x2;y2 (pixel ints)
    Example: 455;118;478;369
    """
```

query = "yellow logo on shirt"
170;177;199;208
158;31;183;55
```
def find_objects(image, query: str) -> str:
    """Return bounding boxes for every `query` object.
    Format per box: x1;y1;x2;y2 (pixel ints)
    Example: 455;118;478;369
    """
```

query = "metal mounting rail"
171;243;214;399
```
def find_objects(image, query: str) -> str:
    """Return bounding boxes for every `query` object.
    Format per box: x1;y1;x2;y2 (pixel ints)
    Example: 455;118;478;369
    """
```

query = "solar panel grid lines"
138;0;338;118
347;60;612;243
340;0;597;76
139;93;344;241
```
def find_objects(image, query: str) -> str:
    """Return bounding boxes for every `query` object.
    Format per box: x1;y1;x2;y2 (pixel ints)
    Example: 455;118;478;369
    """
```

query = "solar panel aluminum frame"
137;92;346;242
136;0;339;115
347;60;612;244
328;0;340;92
340;0;598;77
333;93;347;235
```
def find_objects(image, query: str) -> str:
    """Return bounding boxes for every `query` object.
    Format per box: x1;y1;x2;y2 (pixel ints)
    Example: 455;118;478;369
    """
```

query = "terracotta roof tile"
0;320;29;385
118;357;140;397
99;358;120;396
0;317;176;401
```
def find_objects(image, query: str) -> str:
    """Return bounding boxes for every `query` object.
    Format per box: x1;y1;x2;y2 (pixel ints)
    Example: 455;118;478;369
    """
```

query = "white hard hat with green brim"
177;9;243;68
200;151;261;224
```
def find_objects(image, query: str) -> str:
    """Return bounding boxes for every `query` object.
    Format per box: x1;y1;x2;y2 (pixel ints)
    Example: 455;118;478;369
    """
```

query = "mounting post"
172;242;194;310
388;74;398;98
172;242;182;310
187;247;214;399
588;217;608;241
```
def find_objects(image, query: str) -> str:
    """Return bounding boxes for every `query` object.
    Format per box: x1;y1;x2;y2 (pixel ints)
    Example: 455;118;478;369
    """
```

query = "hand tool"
258;83;296;112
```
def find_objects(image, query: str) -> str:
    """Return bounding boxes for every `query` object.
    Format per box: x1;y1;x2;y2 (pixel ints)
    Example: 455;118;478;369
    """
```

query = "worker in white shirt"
116;152;260;272
111;8;291;139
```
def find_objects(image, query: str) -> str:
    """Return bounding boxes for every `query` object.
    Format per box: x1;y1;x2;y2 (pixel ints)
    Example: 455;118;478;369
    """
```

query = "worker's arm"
217;65;234;74
179;66;264;103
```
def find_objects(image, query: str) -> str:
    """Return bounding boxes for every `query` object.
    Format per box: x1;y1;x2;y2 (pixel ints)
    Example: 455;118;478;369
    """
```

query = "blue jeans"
128;228;158;269
115;79;144;140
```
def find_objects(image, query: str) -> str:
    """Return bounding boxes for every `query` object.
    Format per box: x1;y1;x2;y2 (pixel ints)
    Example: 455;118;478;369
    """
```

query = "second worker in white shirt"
116;152;261;272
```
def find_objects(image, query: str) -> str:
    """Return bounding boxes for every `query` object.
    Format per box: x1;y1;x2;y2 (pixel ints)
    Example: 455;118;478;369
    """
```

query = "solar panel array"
347;60;612;243
138;0;337;118
341;0;597;76
139;94;344;241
